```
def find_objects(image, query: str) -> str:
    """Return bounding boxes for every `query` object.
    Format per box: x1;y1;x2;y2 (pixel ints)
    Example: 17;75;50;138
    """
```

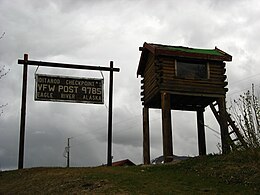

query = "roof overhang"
137;42;232;77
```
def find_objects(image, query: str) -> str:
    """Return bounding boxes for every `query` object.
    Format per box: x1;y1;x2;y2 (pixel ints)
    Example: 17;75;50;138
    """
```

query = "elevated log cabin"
137;42;232;164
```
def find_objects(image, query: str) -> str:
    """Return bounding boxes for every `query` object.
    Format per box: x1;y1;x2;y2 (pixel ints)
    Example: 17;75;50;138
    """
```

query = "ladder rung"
229;130;235;135
213;102;218;107
232;138;239;142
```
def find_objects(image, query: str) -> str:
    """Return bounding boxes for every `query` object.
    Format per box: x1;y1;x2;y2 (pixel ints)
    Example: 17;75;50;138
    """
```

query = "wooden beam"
161;92;173;163
18;54;28;169
139;47;145;51
143;106;150;165
18;59;120;72
217;97;231;154
197;109;206;155
107;61;114;166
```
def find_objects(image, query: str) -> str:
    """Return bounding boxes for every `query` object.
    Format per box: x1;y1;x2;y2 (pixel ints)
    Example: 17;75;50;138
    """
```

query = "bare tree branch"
0;32;5;39
0;32;9;116
0;65;10;79
229;84;260;148
0;103;8;117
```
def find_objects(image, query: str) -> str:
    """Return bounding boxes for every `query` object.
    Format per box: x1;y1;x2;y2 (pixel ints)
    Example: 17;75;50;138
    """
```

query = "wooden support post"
217;97;230;154
143;106;150;164
197;109;206;155
107;61;114;166
18;54;28;169
161;92;173;163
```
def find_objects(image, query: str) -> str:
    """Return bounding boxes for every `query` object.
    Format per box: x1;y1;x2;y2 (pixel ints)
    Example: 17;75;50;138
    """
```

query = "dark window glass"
177;61;207;79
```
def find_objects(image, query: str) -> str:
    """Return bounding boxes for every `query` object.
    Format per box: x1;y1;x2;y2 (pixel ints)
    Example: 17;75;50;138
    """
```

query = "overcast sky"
0;0;260;170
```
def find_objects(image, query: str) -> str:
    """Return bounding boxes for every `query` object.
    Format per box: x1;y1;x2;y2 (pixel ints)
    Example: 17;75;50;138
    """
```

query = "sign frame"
17;54;120;169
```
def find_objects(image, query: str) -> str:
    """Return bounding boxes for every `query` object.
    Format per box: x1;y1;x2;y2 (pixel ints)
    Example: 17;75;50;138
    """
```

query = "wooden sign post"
18;54;120;169
18;54;28;170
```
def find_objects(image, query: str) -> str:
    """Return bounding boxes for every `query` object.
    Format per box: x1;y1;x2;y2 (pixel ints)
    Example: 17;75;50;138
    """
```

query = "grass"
0;149;259;194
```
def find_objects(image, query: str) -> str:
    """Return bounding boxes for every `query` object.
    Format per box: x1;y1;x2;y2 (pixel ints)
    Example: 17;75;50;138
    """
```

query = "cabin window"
176;61;208;79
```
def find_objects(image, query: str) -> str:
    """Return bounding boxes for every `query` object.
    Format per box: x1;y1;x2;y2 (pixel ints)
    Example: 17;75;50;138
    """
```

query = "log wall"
157;56;228;96
140;53;160;105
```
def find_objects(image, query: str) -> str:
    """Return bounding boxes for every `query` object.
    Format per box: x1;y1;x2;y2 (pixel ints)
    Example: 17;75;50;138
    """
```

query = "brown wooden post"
18;54;28;169
217;97;230;154
143;106;150;164
107;61;114;166
197;108;206;155
161;92;173;163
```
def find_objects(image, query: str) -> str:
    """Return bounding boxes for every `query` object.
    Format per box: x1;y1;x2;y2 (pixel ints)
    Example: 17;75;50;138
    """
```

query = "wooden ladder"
210;101;248;150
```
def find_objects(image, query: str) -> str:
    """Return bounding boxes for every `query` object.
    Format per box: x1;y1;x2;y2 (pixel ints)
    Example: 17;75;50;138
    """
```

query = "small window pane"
177;61;207;79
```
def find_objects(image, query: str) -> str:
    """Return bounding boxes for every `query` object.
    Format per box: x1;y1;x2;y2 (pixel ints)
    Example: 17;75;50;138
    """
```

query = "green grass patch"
1;149;259;194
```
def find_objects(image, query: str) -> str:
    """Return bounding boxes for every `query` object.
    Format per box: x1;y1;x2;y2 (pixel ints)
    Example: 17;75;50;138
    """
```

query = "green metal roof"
162;45;223;56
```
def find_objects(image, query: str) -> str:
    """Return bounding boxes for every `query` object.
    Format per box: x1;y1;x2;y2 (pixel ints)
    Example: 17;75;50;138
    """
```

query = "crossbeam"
18;59;120;72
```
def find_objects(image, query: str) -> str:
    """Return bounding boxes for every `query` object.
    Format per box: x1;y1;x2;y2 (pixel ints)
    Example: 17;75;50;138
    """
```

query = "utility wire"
229;72;260;87
67;115;161;148
229;84;260;96
71;114;143;139
204;124;220;135
204;124;221;139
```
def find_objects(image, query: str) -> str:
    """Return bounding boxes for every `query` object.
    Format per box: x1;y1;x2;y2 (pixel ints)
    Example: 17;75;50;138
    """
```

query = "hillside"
0;149;259;194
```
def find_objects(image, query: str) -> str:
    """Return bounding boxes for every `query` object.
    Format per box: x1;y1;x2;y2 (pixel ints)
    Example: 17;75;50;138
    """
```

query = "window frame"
175;60;209;80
